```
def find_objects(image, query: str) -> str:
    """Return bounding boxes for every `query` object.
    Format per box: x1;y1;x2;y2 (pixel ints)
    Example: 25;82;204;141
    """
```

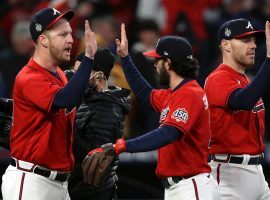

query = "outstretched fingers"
85;20;90;36
115;23;129;57
115;38;121;47
121;23;127;43
84;20;97;59
266;21;270;40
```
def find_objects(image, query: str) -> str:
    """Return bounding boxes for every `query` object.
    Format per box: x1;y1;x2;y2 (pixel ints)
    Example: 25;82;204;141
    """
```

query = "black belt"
10;158;70;182
162;176;187;189
211;154;263;165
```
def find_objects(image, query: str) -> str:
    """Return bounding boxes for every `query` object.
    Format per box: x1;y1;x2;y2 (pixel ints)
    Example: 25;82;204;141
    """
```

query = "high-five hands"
115;23;129;57
84;20;97;59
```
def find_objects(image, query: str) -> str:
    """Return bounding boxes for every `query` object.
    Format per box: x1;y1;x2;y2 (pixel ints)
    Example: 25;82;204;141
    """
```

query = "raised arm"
53;20;97;109
228;21;270;110
116;23;153;107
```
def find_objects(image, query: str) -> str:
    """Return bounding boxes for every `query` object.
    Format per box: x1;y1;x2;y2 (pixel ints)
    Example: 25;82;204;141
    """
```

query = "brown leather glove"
82;147;115;187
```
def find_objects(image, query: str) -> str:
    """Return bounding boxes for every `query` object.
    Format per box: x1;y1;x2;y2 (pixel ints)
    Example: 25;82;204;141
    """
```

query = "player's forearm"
125;125;182;153
121;55;153;107
53;56;93;108
228;57;270;110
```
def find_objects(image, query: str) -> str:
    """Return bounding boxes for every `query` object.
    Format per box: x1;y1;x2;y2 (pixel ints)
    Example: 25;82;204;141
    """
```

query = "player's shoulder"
205;64;236;86
15;65;44;85
208;64;230;78
179;80;204;94
152;88;171;96
175;80;205;101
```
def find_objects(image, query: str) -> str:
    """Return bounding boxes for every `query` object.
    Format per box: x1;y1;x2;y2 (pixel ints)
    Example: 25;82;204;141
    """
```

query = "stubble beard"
49;44;70;65
236;54;255;68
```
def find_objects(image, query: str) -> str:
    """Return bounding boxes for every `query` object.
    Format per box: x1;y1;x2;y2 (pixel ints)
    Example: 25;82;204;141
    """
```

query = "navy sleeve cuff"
121;55;132;65
81;56;93;67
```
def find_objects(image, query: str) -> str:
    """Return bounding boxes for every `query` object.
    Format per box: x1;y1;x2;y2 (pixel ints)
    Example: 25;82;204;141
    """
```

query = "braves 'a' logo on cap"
246;21;253;29
171;108;189;123
52;8;60;15
35;23;42;32
224;28;231;37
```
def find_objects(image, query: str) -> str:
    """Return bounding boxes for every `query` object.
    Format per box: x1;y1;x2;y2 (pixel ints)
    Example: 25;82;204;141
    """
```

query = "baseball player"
1;8;97;200
89;24;220;199
205;18;270;199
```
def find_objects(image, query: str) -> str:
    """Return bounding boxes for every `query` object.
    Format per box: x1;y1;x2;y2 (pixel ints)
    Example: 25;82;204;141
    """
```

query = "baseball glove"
82;147;115;187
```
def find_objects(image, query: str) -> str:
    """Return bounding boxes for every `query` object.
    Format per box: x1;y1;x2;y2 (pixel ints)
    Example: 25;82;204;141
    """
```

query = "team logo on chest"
160;107;170;123
171;108;189;123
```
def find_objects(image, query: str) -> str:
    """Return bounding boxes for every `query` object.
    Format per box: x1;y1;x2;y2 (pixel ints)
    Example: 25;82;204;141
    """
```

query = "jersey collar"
171;78;193;93
219;64;247;78
27;58;64;85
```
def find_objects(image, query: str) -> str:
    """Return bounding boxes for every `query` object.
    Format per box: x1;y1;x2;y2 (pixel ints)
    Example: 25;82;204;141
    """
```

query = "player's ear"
165;58;171;71
221;39;230;53
39;33;49;48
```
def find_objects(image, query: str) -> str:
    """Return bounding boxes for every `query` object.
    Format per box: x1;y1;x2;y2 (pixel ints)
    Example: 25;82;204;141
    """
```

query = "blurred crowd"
0;0;270;137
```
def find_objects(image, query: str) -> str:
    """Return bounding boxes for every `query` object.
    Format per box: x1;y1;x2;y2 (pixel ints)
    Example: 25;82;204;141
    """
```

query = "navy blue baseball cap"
29;7;74;42
76;48;115;78
143;35;193;63
218;18;264;44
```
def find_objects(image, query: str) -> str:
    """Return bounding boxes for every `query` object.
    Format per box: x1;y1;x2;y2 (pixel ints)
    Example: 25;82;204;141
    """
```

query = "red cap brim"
143;50;162;58
46;10;74;29
234;30;265;39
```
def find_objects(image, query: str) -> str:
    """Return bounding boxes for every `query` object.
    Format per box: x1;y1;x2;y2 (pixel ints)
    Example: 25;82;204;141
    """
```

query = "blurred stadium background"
1;0;270;199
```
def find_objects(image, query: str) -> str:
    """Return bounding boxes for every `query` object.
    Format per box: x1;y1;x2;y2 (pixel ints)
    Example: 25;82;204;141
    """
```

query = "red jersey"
150;80;211;178
11;58;76;171
204;64;265;155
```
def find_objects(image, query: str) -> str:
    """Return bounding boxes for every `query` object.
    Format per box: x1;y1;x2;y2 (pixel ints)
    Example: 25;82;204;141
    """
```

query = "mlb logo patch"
171;108;189;123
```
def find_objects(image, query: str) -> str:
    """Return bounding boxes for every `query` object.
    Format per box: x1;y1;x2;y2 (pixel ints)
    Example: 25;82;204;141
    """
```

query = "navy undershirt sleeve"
125;125;182;153
121;55;153;107
53;56;93;108
228;57;270;110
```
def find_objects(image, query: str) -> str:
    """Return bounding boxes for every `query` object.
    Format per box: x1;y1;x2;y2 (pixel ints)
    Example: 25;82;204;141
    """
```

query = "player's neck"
33;51;58;72
170;73;184;90
223;57;245;74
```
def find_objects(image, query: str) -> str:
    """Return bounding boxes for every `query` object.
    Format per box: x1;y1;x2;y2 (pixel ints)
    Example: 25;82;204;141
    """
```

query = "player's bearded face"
231;36;256;67
157;60;170;85
49;42;71;63
46;20;73;64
